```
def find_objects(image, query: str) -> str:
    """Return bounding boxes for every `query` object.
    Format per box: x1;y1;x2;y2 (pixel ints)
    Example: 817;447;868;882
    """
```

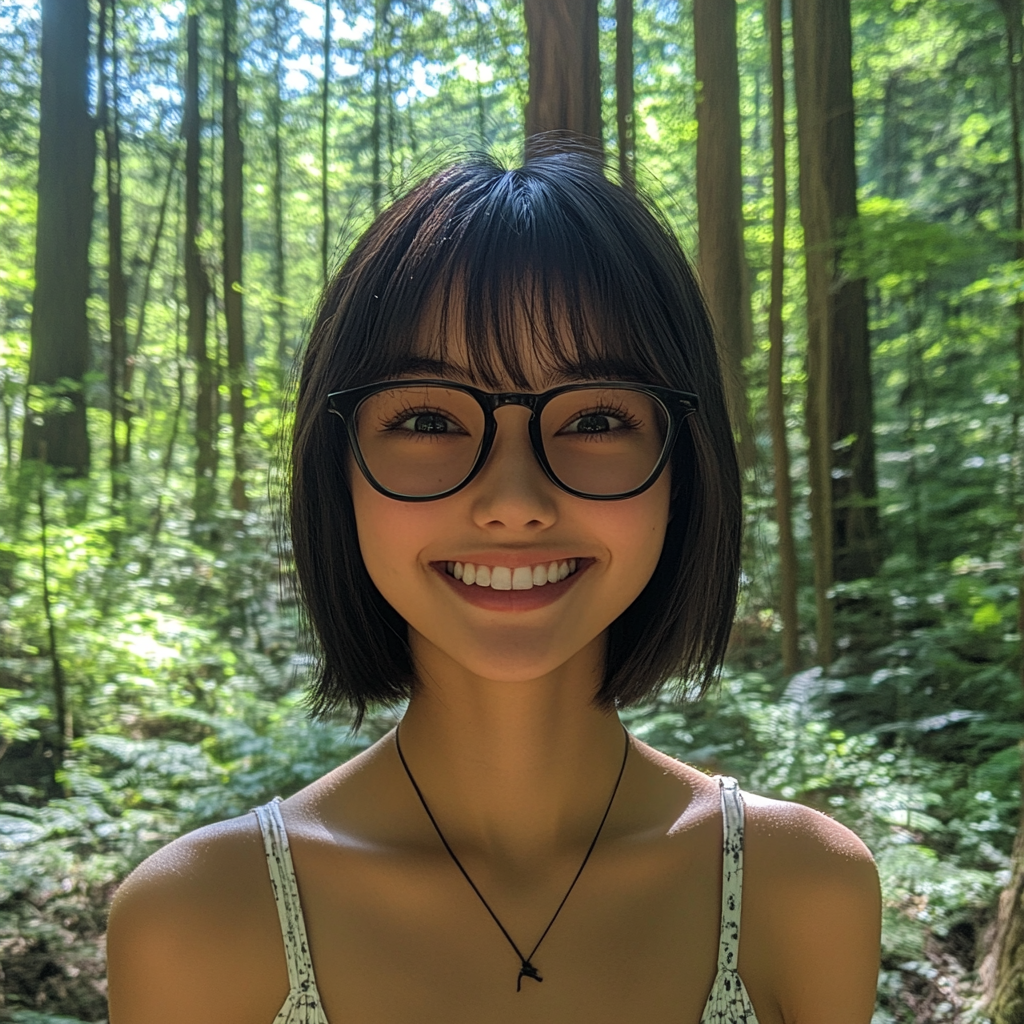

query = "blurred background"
1;0;1023;1020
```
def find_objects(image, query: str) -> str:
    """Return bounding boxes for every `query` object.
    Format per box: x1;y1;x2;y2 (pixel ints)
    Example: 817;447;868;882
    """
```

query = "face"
349;322;672;689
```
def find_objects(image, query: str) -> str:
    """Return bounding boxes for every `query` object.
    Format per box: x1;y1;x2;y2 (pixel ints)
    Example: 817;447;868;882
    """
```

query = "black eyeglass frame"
326;378;700;502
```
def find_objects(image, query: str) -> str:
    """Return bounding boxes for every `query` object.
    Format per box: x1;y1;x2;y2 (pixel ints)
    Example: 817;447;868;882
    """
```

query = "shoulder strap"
714;775;745;972
252;798;318;995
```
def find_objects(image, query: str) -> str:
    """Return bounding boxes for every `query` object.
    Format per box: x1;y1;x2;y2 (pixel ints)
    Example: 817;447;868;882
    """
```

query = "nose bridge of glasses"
488;391;541;412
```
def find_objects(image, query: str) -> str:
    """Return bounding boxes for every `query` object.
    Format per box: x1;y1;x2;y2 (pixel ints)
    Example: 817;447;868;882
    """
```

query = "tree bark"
98;0;128;505
271;0;288;370
767;0;799;675
792;0;834;666
370;1;389;215
321;0;331;283
792;0;881;585
616;0;635;190
982;4;1024;1020
693;0;756;469
524;0;602;156
37;449;72;770
222;0;248;512
473;2;489;145
185;11;217;521
23;0;95;475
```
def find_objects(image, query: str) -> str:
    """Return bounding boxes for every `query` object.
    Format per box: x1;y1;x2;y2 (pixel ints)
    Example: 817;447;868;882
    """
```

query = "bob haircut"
291;153;741;725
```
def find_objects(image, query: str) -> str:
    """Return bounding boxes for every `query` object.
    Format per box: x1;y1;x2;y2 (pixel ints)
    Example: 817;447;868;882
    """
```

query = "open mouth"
444;559;581;592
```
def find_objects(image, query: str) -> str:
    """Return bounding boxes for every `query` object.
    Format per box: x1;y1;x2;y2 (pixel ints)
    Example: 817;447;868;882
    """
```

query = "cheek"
350;470;426;588
600;471;672;580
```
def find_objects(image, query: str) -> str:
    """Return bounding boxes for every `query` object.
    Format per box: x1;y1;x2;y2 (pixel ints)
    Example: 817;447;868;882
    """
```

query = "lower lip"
433;560;592;611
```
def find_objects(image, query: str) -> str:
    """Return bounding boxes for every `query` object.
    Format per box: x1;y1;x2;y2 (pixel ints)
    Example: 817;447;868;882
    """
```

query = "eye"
403;412;451;433
559;408;638;434
385;407;470;435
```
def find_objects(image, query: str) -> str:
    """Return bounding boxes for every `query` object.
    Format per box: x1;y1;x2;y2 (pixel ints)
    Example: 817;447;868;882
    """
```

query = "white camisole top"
251;774;762;1024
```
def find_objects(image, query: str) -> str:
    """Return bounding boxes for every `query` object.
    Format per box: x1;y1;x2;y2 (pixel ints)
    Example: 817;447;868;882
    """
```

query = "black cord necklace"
394;723;630;992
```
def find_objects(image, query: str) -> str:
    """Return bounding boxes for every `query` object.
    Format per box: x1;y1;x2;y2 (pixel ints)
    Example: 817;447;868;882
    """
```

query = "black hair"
291;152;741;725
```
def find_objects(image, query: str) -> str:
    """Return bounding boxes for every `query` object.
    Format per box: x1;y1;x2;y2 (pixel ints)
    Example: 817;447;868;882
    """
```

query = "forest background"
3;0;1024;1020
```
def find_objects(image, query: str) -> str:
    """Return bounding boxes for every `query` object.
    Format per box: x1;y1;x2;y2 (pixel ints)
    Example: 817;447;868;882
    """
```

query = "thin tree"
321;0;331;283
693;0;756;469
523;0;602;156
270;0;288;369
792;0;881;585
185;9;217;520
616;0;635;190
766;0;799;674
792;0;834;666
370;0;390;215
23;0;95;475
223;0;248;512
982;5;1024;1018
98;0;128;505
473;2;489;145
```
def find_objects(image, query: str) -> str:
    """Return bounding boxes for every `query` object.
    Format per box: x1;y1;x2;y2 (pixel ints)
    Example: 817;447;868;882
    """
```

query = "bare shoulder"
107;812;288;1024
741;793;881;1023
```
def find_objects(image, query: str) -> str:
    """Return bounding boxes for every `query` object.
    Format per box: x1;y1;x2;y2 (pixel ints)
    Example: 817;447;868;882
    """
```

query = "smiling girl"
107;154;881;1024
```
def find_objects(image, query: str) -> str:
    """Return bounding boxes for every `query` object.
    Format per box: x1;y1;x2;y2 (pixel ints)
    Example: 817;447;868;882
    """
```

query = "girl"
107;154;881;1024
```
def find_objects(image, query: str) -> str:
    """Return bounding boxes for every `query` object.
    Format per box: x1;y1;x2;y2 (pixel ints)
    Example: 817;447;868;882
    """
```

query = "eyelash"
380;405;467;432
380;403;643;433
560;404;643;432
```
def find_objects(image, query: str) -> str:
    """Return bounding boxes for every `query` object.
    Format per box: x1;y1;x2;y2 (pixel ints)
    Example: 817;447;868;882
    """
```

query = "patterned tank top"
252;774;761;1024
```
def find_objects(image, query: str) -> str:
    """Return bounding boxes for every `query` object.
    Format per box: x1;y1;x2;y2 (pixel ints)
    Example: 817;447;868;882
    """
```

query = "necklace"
394;722;630;992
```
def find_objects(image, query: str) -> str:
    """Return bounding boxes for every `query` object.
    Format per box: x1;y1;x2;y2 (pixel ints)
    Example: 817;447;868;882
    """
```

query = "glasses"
327;379;698;501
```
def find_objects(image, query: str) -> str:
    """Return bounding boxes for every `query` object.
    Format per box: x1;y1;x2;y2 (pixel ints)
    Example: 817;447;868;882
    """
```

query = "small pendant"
517;960;543;991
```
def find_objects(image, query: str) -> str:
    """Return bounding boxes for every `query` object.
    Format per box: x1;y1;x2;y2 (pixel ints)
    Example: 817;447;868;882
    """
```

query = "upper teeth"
445;559;579;590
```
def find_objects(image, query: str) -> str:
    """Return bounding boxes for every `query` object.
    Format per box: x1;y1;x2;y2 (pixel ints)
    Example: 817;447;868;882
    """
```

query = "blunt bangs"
291;153;741;725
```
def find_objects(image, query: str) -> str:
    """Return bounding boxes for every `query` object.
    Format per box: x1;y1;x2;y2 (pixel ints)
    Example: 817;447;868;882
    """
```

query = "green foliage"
2;0;1024;1019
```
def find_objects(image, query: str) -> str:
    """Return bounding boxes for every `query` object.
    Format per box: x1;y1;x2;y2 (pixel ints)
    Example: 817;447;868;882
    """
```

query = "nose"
468;406;557;529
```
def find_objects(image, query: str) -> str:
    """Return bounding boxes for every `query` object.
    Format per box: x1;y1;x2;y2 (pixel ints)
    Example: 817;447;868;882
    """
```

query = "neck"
396;632;629;862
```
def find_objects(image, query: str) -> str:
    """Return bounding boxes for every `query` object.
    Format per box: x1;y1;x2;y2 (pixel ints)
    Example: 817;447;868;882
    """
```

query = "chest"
283;830;782;1024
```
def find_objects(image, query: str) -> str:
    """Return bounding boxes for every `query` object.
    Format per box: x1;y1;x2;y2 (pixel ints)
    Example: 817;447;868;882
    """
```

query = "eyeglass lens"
353;384;670;497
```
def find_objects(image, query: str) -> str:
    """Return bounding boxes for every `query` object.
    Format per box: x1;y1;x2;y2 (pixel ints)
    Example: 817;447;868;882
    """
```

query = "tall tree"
792;0;835;666
270;0;288;370
98;0;128;505
693;0;756;468
981;6;1024;1018
22;0;95;475
369;0;391;215
185;10;217;520
223;0;248;512
616;0;635;190
767;0;799;674
524;0;602;155
793;0;882;584
321;0;331;283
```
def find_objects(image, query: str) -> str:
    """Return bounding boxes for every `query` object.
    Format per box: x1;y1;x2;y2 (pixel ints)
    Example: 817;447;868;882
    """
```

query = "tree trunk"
271;0;288;370
185;11;217;521
473;3;489;145
98;0;128;505
693;0;756;469
370;1;388;216
792;0;881;585
616;0;635;190
792;0;834;667
37;450;72;770
982;4;1024;1020
524;0;602;156
385;28;396;195
767;0;799;675
23;0;95;475
222;0;248;512
321;0;331;283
